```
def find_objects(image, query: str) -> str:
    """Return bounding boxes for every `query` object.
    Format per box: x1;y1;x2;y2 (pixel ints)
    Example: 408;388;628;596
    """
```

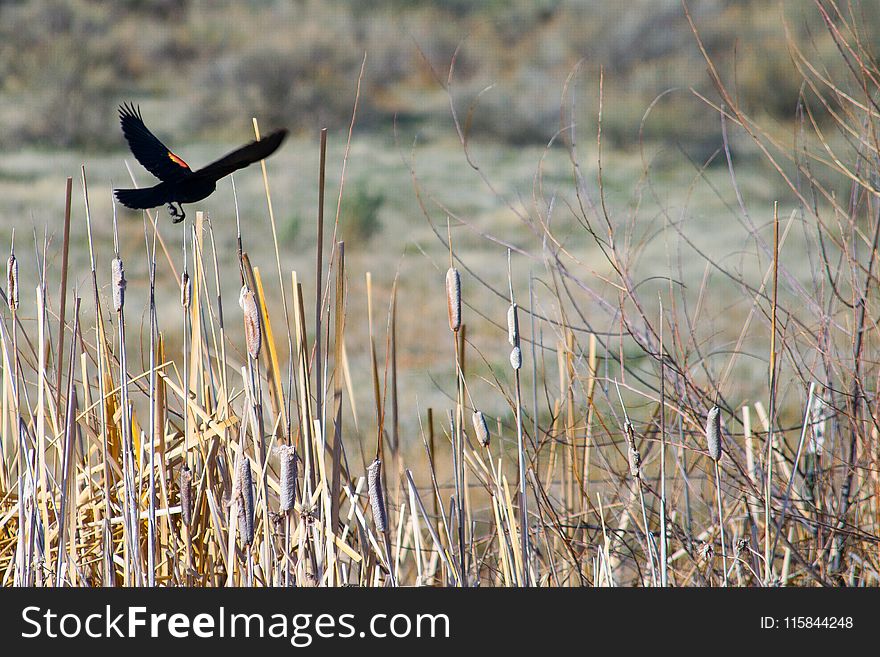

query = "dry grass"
1;1;879;587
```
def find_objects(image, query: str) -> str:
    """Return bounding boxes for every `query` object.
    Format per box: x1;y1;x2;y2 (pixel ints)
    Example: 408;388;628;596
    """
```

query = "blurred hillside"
2;0;876;155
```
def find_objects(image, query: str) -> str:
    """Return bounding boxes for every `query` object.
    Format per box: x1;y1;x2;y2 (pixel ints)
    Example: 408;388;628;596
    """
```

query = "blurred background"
0;0;863;262
2;0;866;150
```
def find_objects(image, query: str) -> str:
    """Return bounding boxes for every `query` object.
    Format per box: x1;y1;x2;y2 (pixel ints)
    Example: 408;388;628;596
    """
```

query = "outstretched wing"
119;103;192;183
192;129;288;182
114;185;167;210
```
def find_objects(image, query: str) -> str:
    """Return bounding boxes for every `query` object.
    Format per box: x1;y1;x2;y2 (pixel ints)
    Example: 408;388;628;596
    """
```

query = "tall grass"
1;0;879;587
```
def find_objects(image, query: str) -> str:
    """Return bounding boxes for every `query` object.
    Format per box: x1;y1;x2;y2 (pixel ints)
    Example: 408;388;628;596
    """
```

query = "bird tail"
114;184;167;210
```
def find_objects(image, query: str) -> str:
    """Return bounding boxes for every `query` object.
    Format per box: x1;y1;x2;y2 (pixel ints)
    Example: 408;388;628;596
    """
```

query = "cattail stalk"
114;251;140;583
181;250;191;467
54;177;73;418
706;405;728;586
81;167;115;585
507;251;529;586
625;419;657;586
446;262;466;582
55;298;81;587
143;206;160;586
180;226;193;585
6;246;23;583
658;295;668;587
109;199;142;585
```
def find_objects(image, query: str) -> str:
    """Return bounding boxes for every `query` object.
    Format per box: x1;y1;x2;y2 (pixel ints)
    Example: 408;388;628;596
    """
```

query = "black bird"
114;104;288;223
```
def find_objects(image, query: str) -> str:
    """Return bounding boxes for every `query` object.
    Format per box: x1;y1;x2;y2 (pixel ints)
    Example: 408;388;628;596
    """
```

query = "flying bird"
114;104;288;223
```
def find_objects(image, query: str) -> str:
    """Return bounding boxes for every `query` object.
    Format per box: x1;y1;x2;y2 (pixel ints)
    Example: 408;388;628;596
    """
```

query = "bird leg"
167;202;186;223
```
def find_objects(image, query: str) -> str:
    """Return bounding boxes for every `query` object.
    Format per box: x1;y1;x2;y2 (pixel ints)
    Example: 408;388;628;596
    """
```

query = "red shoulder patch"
168;152;190;169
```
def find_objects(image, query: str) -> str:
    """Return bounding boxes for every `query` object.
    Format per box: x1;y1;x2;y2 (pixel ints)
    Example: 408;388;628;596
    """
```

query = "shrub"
341;181;384;242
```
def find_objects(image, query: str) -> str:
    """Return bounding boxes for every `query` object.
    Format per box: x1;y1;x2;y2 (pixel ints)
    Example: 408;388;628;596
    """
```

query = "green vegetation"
341;181;384;242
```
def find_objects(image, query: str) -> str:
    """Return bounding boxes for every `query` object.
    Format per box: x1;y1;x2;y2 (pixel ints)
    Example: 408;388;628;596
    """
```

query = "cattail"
111;256;126;312
275;445;297;513
180;270;191;308
808;388;828;456
508;302;522;369
625;421;641;478
507;303;519;347
628;446;641;479
706;406;722;461
239;285;262;360
445;267;461;332
472;410;490;448
6;253;17;311
237;456;254;546
367;457;387;533
509;345;522;370
179;465;193;527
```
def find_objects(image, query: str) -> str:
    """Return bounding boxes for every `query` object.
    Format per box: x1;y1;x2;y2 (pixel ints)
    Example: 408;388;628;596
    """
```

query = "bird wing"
114;184;167;210
119;103;193;183
191;129;288;182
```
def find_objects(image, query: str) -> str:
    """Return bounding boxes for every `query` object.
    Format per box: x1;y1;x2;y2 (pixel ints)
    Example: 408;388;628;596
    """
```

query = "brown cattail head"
509;345;522;370
625;421;641;478
111;257;126;312
275;445;298;513
180;271;191;309
445;267;461;332
237;456;255;546
706;405;722;461
472;410;490;448
179;465;193;527
507;303;519;347
239;285;262;360
367;457;388;533
6;253;18;311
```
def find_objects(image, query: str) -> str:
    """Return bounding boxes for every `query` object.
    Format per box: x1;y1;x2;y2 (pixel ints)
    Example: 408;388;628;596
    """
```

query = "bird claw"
167;203;186;223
